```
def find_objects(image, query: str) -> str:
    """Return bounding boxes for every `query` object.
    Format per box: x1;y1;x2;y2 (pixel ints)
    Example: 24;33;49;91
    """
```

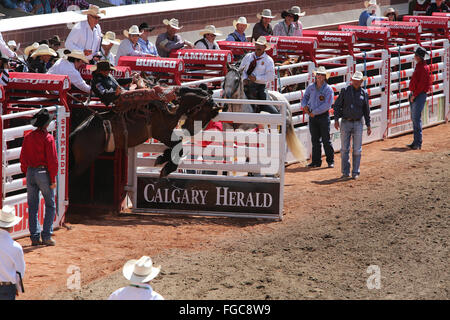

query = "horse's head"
222;65;243;99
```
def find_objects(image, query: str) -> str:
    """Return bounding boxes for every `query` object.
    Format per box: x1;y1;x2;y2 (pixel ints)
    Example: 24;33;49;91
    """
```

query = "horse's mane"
69;112;101;140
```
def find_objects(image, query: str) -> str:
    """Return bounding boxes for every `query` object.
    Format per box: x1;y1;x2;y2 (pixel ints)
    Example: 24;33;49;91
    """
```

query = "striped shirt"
0;69;9;86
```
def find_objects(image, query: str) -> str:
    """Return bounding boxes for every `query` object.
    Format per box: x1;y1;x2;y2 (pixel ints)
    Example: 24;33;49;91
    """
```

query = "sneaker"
328;163;334;168
31;240;42;246
307;163;321;168
42;238;56;246
352;174;360;180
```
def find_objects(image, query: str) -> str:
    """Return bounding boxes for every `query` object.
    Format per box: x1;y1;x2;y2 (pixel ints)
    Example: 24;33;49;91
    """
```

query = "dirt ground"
16;123;449;300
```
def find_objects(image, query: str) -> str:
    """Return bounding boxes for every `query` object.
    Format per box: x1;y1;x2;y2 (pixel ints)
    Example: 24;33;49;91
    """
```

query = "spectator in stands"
115;25;149;65
273;8;298;36
47;49;91;93
29;44;57;73
407;47;431;150
0;205;25;300
108;256;164;300
0;32;17;59
47;35;61;68
138;22;158;56
101;31;120;66
65;4;105;62
359;0;379;26
17;0;33;13
226;17;249;42
1;0;19;10
32;0;52;14
195;25;222;50
239;36;278;114
301;66;335;169
384;7;398;21
156;18;193;58
55;0;89;12
20;108;58;246
24;42;39;68
426;0;449;15
7;40;19;53
409;0;430;15
291;6;306;36
333;71;372;179
251;9;275;42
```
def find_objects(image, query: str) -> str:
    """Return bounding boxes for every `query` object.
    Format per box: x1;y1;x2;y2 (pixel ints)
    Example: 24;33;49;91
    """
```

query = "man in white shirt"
48;50;91;93
195;25;222;50
0;205;25;300
240;36;278;114
115;25;150;65
65;5;105;62
0;32;17;59
108;256;164;300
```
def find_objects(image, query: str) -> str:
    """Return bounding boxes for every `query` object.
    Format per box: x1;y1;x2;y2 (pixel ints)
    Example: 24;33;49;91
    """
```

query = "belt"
31;165;47;169
343;118;361;122
314;111;330;117
0;282;14;286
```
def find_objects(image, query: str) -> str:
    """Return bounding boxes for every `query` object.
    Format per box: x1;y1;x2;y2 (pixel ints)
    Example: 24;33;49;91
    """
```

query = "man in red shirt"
408;46;431;150
20;109;58;246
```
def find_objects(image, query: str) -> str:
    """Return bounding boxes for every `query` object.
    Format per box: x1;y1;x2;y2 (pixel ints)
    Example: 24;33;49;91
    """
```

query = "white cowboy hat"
163;18;183;30
199;25;222;36
123;25;142;38
65;50;89;63
24;42;39;57
417;0;426;4
313;66;330;79
123;256;161;283
31;44;57;58
82;4;106;17
0;205;22;229
291;6;306;17
102;31;120;46
384;7;398;16
233;17;250;30
257;9;276;19
254;36;271;50
351;71;367;81
364;0;378;8
7;40;17;48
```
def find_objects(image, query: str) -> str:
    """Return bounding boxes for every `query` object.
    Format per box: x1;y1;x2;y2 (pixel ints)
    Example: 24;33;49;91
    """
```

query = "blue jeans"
27;168;56;242
0;284;16;300
340;118;364;177
309;113;334;165
410;92;427;147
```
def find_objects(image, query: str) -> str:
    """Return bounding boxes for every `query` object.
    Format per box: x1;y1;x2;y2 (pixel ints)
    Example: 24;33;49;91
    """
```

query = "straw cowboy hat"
24;42;39;57
102;31;120;46
199;25;222;36
0;205;22;229
351;71;368;81
30;108;53;128
233;17;250;30
254;36;271;50
384;7;398;16
163;18;183;30
291;6;306;17
31;44;57;58
89;60;116;72
65;50;89;63
313;66;330;79
281;9;299;22
82;4;106;17
364;0;378;8
257;9;276;20
7;40;18;50
123;256;161;283
123;25;142;38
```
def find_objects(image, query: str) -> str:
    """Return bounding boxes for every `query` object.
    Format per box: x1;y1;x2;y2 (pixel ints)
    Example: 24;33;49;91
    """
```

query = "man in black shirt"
90;60;125;106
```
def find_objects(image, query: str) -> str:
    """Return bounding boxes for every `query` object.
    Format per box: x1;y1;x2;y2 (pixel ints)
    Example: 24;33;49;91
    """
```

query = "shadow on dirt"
382;147;411;152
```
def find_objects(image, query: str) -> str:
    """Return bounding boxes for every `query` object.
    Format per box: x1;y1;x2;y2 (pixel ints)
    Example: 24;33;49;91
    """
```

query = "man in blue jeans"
301;66;335;168
333;71;372;179
20;109;58;246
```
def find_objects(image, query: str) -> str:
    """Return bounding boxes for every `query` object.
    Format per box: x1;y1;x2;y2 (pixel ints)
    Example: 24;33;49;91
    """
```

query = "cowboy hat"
257;9;276;20
89;60;116;72
31;44;57;58
233;17;250;30
123;25;142;38
351;71;368;81
384;7;398;16
254;36;271;50
123;256;161;283
199;25;222;36
48;35;61;46
24;42;39;57
291;6;306;17
163;18;183;30
30;108;53;128
82;4;106;17
313;66;330;79
0;205;22;229
281;9;299;22
65;49;89;63
102;31;120;46
7;40;17;48
139;22;155;32
364;0;378;8
414;46;429;59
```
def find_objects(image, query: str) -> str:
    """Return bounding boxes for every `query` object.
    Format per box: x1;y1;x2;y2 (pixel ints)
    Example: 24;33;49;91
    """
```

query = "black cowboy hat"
30;109;53;128
48;35;62;46
90;60;117;72
415;46;428;60
139;22;155;32
281;9;299;22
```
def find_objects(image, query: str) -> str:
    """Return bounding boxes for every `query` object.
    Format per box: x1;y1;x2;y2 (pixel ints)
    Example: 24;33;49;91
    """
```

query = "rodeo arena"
0;0;448;304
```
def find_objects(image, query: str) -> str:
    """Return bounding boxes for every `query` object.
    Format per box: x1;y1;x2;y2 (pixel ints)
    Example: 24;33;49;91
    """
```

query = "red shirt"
20;128;58;183
409;60;431;98
202;121;223;147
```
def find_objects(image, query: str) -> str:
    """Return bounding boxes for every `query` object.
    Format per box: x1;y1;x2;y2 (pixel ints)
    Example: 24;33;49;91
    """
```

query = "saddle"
112;86;178;114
